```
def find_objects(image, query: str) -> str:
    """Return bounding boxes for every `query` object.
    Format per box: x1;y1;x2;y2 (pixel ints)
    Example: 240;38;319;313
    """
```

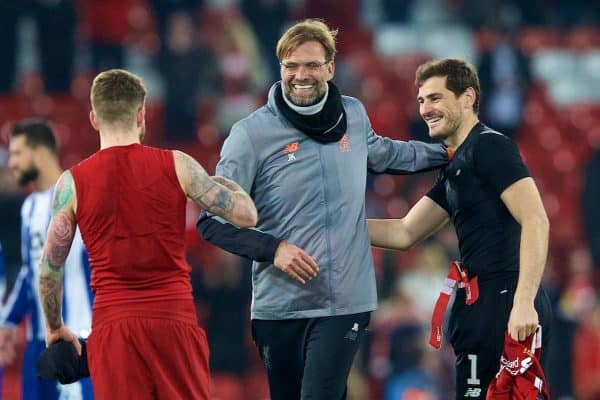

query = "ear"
137;105;145;128
327;60;335;81
89;110;100;131
462;87;476;110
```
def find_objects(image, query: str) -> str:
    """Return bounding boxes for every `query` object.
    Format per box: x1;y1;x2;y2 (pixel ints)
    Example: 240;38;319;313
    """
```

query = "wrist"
513;294;534;306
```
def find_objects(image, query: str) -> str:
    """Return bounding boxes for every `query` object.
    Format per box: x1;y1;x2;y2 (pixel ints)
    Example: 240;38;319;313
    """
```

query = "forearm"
39;262;64;330
368;139;448;174
367;219;411;250
514;218;549;303
211;176;257;226
197;212;281;261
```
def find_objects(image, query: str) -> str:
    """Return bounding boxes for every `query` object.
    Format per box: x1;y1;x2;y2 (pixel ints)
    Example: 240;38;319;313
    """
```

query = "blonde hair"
276;19;338;62
90;69;147;128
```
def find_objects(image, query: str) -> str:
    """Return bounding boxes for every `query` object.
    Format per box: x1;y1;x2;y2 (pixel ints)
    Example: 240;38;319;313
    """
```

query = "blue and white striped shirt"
0;187;93;341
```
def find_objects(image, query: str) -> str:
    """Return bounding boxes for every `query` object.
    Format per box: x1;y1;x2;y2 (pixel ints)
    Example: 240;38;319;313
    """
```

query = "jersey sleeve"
426;172;450;214
474;132;530;195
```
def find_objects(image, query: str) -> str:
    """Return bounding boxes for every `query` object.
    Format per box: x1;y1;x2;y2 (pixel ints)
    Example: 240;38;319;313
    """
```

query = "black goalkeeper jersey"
427;122;530;279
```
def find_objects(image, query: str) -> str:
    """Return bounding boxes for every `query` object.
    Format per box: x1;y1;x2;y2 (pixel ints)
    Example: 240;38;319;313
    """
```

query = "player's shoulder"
224;105;273;151
341;95;366;114
470;124;515;152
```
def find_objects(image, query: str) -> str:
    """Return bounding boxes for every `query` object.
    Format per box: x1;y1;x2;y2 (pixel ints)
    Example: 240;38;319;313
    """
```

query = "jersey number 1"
467;354;480;385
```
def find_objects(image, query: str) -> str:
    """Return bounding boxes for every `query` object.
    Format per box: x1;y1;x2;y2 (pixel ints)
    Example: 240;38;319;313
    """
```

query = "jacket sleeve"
197;212;281;262
197;122;283;262
361;102;449;174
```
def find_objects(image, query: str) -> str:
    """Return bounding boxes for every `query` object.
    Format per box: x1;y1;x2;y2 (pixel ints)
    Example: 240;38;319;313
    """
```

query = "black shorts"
251;312;370;400
447;275;552;399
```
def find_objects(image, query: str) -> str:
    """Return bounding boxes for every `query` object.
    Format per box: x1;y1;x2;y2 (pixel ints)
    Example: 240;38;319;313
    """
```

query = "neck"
36;159;62;191
99;129;140;150
444;115;479;150
282;83;329;115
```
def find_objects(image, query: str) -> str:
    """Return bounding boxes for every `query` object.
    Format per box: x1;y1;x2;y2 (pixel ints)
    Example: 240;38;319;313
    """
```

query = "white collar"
281;83;329;115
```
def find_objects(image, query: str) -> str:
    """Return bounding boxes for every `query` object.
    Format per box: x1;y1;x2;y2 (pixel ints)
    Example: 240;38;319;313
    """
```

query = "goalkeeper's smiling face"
280;40;334;107
417;75;469;141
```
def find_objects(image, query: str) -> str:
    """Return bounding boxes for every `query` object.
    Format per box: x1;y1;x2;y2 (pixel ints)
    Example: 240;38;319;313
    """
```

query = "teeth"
294;84;313;89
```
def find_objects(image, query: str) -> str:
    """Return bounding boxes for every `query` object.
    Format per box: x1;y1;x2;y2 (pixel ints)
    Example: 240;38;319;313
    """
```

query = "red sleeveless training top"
71;144;192;312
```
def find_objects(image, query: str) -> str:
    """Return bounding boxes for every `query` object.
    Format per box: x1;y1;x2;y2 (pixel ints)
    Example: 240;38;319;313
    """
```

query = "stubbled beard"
284;82;327;106
18;166;39;186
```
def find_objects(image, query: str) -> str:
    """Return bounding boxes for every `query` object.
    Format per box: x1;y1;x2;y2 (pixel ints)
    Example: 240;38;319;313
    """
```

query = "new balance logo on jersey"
464;388;482;397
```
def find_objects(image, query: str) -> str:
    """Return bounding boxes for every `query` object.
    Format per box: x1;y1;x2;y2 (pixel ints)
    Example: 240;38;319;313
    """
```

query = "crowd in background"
0;0;599;399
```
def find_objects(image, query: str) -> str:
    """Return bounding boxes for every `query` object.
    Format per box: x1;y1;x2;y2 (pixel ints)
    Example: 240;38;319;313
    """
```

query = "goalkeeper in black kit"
368;59;552;399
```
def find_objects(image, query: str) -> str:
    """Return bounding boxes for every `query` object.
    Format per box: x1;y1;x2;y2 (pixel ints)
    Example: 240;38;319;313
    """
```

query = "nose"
294;66;309;80
421;100;438;116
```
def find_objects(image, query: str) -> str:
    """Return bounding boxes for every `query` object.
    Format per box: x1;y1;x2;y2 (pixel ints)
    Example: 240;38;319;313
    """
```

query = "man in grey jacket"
197;19;448;400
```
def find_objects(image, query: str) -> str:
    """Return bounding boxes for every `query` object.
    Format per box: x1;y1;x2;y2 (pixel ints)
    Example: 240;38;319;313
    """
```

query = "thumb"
71;337;82;356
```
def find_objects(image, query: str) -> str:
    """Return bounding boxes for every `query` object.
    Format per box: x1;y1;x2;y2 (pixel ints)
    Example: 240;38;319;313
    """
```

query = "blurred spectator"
31;0;77;92
0;165;23;293
380;0;412;23
560;247;597;320
82;0;131;71
478;26;532;139
0;1;23;93
399;243;448;316
157;11;218;141
573;299;600;400
385;325;442;400
202;4;269;93
583;149;600;270
241;0;289;80
149;0;202;41
196;249;251;376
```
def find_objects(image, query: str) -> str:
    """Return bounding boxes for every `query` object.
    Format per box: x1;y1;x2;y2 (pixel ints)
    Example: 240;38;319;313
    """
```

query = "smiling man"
197;19;450;400
367;59;552;399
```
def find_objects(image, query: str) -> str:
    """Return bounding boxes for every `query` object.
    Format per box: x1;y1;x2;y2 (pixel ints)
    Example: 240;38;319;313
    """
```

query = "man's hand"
274;241;319;284
46;326;81;356
507;300;538;342
0;327;16;366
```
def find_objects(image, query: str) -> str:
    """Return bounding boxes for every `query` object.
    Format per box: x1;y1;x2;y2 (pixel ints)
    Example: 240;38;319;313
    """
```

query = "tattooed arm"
39;171;81;354
173;150;258;228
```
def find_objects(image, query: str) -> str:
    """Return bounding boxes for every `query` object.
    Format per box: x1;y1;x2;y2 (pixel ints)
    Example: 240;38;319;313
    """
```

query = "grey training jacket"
215;82;447;320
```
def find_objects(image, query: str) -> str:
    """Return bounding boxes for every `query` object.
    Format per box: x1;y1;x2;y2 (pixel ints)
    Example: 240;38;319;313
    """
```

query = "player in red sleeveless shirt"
37;69;258;399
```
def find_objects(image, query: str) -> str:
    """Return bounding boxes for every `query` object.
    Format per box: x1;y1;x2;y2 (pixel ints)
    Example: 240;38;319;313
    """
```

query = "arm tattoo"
39;171;76;331
45;212;75;271
39;275;63;330
181;154;235;215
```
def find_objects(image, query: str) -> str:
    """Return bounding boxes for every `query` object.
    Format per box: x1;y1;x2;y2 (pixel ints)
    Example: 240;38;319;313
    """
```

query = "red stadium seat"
518;27;563;54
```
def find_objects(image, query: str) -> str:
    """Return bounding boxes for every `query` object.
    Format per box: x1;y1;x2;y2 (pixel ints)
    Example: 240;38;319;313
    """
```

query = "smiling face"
417;76;467;141
280;40;334;106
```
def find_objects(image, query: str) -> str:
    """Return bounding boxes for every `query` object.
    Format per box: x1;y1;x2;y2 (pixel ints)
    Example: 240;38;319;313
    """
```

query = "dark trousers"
252;312;370;400
449;276;552;399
